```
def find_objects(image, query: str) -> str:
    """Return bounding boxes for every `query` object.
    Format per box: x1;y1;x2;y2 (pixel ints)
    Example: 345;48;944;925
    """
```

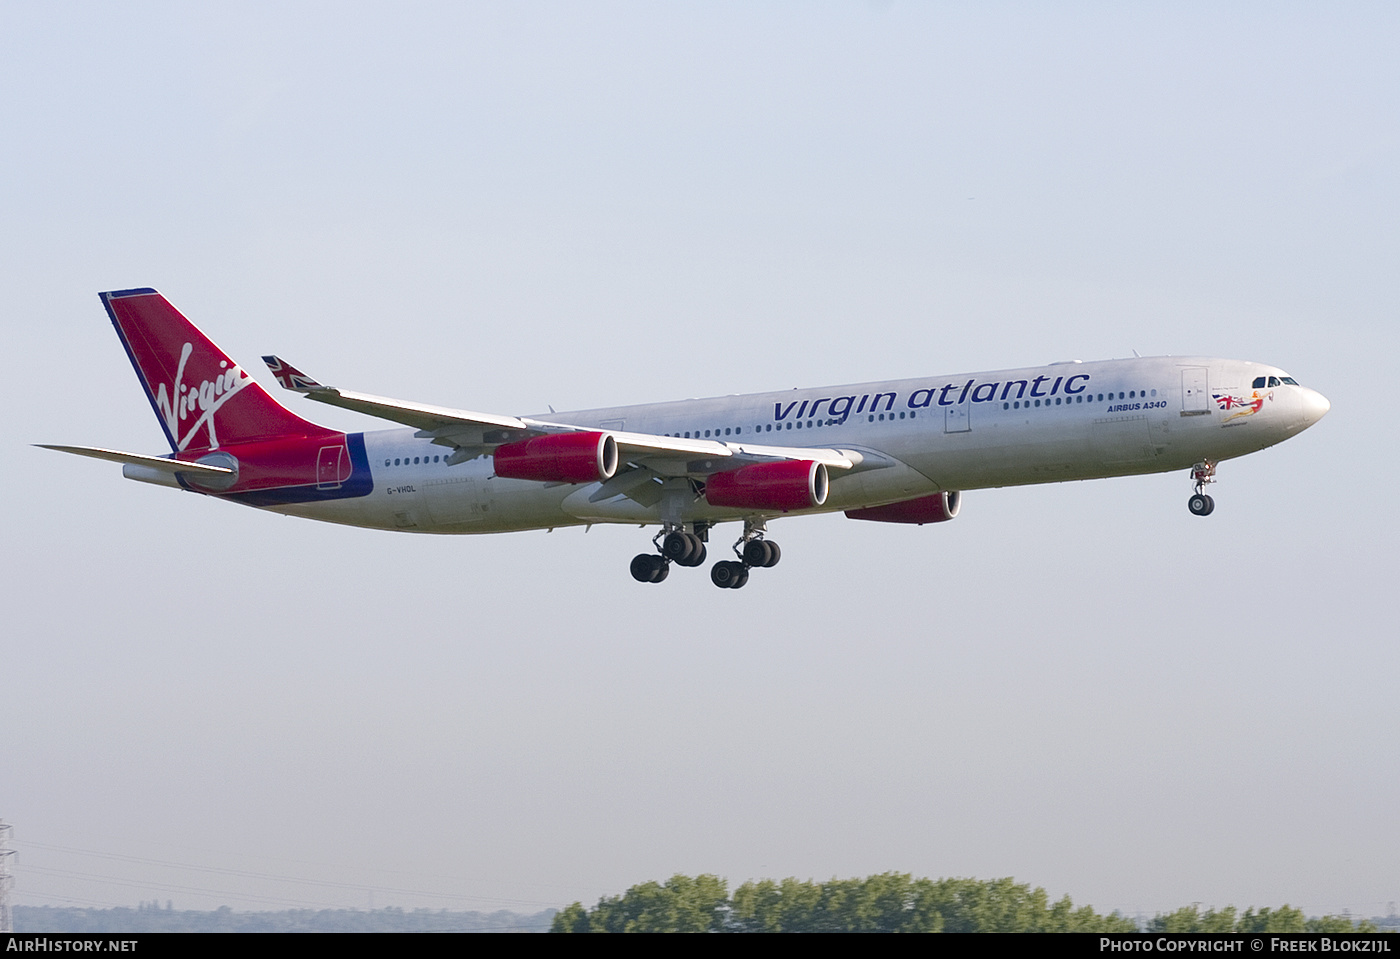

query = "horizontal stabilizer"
35;444;235;475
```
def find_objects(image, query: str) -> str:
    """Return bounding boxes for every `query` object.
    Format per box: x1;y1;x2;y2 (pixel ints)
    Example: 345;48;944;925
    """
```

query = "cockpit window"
1281;376;1299;385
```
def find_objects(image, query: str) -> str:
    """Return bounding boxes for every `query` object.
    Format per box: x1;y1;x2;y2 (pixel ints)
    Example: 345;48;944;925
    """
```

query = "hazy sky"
3;2;1396;920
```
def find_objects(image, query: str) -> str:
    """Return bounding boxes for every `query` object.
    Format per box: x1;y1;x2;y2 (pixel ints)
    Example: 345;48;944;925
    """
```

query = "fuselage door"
944;401;970;433
1181;368;1209;415
317;444;346;489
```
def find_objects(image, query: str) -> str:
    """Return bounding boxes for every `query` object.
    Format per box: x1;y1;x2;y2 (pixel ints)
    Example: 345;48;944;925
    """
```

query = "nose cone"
1299;388;1331;428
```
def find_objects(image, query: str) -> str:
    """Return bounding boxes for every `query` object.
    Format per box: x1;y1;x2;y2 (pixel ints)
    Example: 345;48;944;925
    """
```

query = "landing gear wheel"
761;541;780;568
1187;461;1217;517
662;531;695;564
631;553;669;582
711;560;747;589
742;539;773;567
689;542;707;566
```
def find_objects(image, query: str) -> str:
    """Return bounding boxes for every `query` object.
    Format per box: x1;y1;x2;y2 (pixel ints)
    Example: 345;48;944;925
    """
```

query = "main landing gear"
710;526;781;589
629;520;782;588
630;525;708;584
1188;460;1217;516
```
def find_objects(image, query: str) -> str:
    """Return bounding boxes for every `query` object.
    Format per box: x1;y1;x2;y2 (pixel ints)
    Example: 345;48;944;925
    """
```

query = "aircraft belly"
892;417;1093;490
276;456;577;534
892;412;1167;490
461;477;578;532
266;496;384;529
1090;414;1158;468
421;462;492;527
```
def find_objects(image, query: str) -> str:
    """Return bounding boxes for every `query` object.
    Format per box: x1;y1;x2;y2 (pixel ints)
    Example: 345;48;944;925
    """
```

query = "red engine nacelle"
705;460;828;512
494;431;618;484
844;490;961;525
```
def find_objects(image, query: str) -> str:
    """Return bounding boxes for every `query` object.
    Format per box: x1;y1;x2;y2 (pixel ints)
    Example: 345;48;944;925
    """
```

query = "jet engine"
844;490;961;525
494;431;618;484
705;460;828;512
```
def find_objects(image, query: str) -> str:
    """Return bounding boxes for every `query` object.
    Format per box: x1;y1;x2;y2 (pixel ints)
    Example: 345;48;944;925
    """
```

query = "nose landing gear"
1188;460;1216;516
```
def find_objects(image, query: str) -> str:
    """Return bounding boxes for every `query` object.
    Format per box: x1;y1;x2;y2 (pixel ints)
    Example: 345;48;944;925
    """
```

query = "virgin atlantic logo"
154;342;251;450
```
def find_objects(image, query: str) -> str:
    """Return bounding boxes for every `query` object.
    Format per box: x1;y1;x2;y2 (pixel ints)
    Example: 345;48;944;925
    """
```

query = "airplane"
40;288;1330;589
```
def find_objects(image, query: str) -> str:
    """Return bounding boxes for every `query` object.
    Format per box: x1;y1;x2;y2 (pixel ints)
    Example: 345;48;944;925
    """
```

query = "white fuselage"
271;355;1328;534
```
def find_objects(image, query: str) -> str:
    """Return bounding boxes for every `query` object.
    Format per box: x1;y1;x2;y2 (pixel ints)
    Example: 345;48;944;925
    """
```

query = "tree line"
550;873;1381;933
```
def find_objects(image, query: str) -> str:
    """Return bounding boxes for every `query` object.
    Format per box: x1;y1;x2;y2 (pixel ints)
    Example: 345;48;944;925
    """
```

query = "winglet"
262;355;325;393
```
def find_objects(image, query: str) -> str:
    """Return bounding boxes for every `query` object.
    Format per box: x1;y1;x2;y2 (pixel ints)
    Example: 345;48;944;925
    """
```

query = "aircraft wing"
262;355;529;435
262;356;863;472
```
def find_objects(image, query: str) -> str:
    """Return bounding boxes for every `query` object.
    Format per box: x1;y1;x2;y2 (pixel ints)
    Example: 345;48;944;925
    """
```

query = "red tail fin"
102;289;332;451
